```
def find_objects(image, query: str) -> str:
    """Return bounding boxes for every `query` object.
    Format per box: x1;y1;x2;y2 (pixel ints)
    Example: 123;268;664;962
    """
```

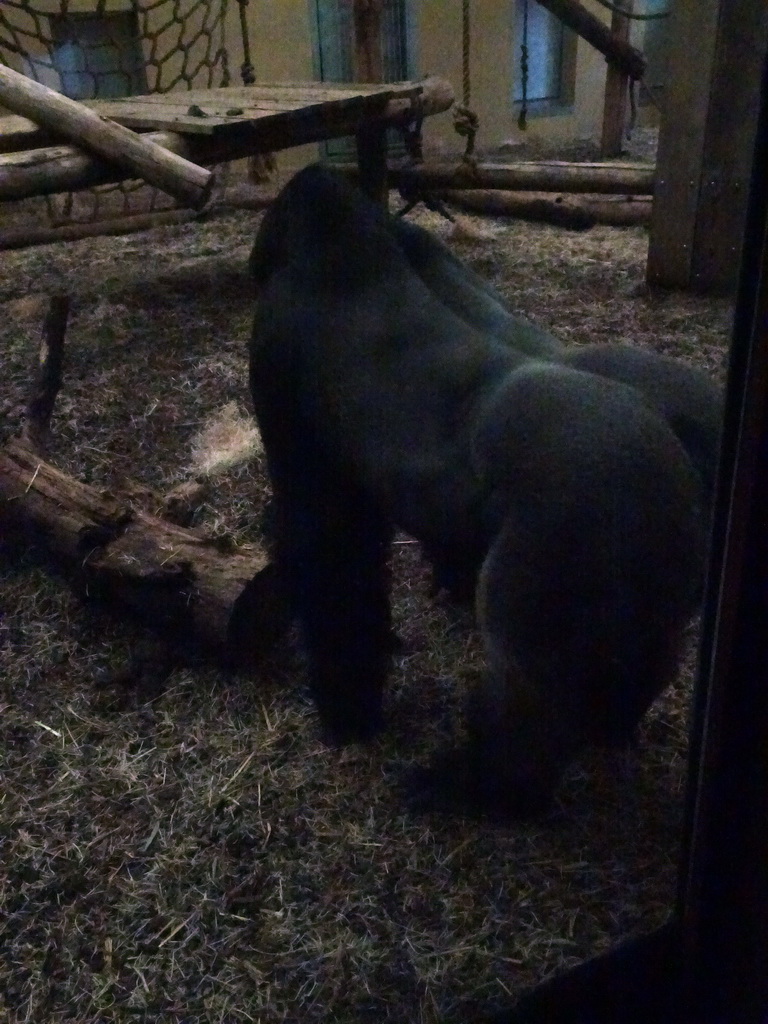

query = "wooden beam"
353;0;384;82
534;0;646;79
647;0;768;291
0;63;213;209
600;0;632;158
338;160;655;195
441;189;653;227
0;209;201;251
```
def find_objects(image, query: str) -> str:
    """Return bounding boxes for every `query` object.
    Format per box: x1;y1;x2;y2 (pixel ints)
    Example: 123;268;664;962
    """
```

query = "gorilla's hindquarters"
468;365;706;814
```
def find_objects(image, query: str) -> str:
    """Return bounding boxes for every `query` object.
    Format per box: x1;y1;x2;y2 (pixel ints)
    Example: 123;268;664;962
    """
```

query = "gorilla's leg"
276;478;393;744
250;338;394;745
390;217;563;359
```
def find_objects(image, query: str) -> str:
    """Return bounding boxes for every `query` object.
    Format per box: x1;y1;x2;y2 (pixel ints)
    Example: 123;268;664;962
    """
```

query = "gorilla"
248;164;708;817
384;217;722;515
387;217;564;359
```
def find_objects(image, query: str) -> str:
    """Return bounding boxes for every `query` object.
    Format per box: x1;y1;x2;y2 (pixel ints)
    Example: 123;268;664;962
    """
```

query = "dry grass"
0;181;732;1023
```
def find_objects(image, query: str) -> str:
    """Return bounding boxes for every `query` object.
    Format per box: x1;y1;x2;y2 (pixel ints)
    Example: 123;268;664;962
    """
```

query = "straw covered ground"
0;166;732;1023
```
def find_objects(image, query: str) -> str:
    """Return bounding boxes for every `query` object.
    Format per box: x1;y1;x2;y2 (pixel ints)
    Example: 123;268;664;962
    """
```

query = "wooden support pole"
600;0;632;158
23;295;70;454
647;0;768;291
352;0;384;83
534;0;646;79
338;159;655;195
356;124;389;203
351;0;388;205
0;63;214;209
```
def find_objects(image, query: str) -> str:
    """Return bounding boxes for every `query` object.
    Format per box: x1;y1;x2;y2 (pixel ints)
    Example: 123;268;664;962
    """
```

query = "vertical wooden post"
355;124;389;203
600;0;632;158
352;0;384;83
647;0;768;292
351;0;388;205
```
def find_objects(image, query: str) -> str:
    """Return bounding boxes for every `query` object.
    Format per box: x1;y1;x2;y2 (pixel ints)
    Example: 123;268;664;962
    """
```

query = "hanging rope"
452;0;479;163
461;0;471;106
236;0;256;85
518;0;529;131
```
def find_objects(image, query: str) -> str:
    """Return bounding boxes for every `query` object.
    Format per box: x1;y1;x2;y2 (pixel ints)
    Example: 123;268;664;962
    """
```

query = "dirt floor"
0;162;733;1023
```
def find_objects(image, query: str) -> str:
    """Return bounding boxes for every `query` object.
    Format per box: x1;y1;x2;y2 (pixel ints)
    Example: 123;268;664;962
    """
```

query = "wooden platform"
0;80;439;154
0;77;454;207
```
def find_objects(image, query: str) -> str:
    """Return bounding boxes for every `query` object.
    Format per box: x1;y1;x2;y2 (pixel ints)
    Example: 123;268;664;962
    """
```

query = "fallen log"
0;438;289;667
0;208;202;251
0;63;214;209
441;189;653;227
339;160;656;195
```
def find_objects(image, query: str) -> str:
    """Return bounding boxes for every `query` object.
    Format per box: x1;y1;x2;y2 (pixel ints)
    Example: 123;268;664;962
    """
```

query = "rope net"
0;0;231;228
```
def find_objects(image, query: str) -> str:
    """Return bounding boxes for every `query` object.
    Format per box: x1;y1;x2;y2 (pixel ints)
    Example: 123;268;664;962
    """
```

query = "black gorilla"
384;217;722;515
388;217;564;359
248;164;707;817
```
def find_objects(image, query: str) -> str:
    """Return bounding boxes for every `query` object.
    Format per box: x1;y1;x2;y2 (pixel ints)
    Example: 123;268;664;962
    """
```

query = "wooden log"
440;188;653;227
600;0;632;158
353;0;384;82
534;0;646;80
0;209;202;251
339;160;655;195
0;77;455;203
0;438;289;667
23;295;69;453
0;63;214;209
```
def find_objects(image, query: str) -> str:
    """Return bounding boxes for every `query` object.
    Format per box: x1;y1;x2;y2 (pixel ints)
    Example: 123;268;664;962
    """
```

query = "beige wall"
416;0;614;155
235;0;638;163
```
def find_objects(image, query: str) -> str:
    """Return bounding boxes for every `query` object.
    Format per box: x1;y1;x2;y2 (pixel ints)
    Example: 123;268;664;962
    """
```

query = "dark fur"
248;165;706;816
384;217;722;516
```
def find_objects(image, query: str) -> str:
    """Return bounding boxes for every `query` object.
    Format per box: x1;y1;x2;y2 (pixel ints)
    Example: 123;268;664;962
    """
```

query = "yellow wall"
415;0;614;155
231;0;631;163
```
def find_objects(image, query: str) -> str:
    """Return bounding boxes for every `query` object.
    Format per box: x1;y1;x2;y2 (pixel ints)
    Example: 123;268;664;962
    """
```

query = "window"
513;0;575;112
49;10;147;100
642;0;671;94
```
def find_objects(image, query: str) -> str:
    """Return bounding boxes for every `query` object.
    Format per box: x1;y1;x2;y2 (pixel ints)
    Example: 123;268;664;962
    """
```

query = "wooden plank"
0;80;455;201
116;81;420;105
0;114;52;154
600;0;632;158
0;80;425;150
86;92;397;135
647;0;768;291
